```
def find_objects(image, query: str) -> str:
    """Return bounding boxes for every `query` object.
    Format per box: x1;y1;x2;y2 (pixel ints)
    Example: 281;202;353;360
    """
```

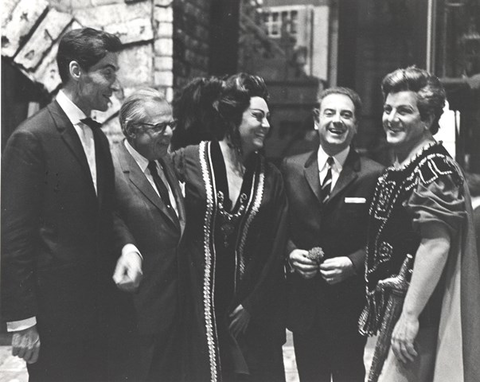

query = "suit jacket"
111;141;186;336
281;148;384;334
1;100;116;343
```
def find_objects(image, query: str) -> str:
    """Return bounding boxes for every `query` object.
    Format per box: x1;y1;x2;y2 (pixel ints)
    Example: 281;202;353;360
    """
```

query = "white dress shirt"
56;90;98;194
317;145;351;190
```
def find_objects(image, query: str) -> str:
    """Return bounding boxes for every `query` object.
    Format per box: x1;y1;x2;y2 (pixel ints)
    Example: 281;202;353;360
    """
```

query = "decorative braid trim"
361;146;462;335
236;158;265;282
199;141;219;382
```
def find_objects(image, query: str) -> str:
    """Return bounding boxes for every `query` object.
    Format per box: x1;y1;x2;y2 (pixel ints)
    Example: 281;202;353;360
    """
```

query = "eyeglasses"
138;120;177;135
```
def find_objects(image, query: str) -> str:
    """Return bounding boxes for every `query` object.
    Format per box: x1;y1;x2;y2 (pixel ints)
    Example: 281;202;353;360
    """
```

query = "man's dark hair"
316;87;363;119
57;27;122;84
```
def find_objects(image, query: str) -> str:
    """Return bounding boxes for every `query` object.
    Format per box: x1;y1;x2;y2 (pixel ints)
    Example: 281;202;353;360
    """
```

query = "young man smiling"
1;28;142;381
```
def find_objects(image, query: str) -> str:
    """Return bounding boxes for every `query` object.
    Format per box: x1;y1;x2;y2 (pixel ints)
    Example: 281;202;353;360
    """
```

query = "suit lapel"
303;151;322;203
117;143;179;229
328;149;360;203
48;101;96;197
159;156;185;234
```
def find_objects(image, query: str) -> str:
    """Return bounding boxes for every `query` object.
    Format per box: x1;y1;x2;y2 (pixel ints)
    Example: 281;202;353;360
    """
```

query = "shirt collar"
317;145;350;171
55;90;88;126
124;139;150;173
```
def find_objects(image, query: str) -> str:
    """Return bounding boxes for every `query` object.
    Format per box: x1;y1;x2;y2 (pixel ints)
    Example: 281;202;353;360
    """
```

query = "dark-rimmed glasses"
138;120;177;135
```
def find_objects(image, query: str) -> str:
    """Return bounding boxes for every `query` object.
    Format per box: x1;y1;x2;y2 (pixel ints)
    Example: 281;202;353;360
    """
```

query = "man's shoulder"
15;103;56;133
282;150;315;169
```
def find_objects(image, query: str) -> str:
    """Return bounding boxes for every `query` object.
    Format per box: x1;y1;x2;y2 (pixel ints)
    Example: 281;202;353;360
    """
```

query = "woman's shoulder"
413;143;464;188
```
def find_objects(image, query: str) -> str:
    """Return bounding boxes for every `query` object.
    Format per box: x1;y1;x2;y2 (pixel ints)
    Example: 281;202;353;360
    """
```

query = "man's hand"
12;326;40;364
113;250;143;292
319;256;355;285
289;249;319;279
228;305;251;338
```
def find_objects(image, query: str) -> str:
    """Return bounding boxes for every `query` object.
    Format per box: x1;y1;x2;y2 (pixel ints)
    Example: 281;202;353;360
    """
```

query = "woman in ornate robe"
360;67;480;382
173;74;288;382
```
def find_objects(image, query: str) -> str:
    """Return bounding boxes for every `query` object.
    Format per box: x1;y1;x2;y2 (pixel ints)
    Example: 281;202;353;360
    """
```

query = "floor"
0;331;299;382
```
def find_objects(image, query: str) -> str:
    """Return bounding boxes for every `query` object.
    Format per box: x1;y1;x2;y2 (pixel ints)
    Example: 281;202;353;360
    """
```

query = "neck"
322;146;343;158
62;85;91;116
395;135;435;166
219;139;246;174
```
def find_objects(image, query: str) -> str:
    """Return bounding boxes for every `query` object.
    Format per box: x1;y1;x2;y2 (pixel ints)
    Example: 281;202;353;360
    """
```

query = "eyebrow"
102;63;118;71
251;109;269;115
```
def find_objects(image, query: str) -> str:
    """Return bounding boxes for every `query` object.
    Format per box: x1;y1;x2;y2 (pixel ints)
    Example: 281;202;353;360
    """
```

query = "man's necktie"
80;117;102;129
321;156;334;204
147;161;176;219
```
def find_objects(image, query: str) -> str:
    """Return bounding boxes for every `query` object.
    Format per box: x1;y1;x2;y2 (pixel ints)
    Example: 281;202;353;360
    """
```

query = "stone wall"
2;0;213;143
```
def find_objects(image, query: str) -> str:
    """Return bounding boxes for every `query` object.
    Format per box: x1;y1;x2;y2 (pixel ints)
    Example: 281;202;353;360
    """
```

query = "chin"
386;134;403;146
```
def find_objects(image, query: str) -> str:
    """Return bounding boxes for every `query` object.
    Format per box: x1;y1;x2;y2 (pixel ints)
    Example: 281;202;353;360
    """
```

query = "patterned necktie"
80;117;102;129
321;156;334;204
147;161;176;219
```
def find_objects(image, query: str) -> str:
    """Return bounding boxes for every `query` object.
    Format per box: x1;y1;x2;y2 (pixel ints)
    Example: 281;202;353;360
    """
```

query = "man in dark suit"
1;28;142;381
111;88;186;381
281;87;384;382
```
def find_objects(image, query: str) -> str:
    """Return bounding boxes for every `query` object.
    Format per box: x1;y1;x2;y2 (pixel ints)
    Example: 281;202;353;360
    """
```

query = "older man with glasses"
111;87;186;381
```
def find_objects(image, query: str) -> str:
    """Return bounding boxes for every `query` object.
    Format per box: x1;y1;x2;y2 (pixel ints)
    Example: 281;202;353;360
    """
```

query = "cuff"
121;243;143;261
7;317;36;332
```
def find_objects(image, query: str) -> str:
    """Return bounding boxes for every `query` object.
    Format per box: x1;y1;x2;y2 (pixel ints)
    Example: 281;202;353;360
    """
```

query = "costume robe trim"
359;142;462;336
236;159;265;283
198;141;267;381
199;141;219;382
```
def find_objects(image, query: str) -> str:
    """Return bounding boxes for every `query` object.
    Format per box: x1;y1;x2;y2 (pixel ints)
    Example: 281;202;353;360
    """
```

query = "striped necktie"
321;156;334;204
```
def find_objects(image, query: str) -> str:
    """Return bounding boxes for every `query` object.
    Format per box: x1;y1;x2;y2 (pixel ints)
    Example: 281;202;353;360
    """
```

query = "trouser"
293;317;366;382
27;337;107;382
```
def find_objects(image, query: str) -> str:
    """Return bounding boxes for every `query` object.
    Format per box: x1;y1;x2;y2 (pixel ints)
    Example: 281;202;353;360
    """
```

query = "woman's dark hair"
381;66;446;135
218;73;269;153
171;76;225;150
57;27;122;84
171;73;269;153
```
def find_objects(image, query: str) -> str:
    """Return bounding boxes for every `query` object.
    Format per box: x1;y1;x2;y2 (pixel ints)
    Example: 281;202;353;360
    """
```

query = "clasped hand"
113;251;143;292
289;249;355;284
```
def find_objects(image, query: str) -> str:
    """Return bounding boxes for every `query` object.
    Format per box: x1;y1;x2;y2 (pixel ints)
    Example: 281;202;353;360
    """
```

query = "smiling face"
129;101;174;160
316;93;357;155
382;91;430;157
238;96;270;156
76;52;119;114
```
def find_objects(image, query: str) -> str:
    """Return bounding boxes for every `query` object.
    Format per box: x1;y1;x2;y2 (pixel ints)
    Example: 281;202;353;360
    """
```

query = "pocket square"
345;197;366;203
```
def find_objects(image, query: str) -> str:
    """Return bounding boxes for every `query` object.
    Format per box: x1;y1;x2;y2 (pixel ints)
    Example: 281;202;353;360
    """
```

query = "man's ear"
312;108;320;130
69;61;82;82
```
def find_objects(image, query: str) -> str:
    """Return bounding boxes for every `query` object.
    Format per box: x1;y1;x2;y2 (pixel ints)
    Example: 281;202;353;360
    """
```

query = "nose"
163;124;174;138
332;112;342;124
111;78;124;100
385;110;397;123
262;116;270;129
